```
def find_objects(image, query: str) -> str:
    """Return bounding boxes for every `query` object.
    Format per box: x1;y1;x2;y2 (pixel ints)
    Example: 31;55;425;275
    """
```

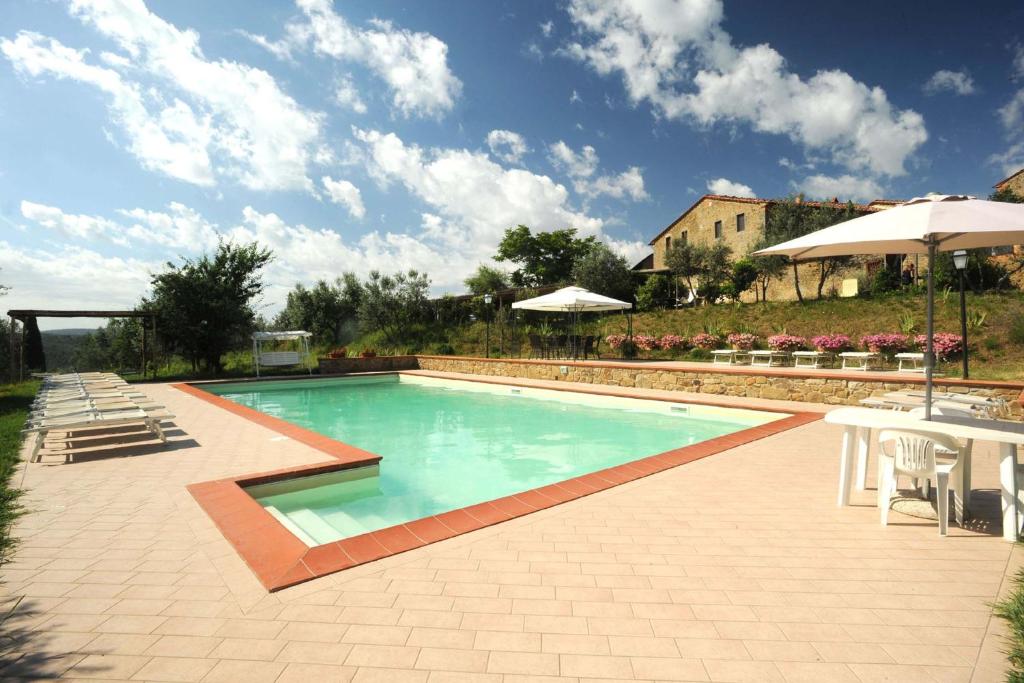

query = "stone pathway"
0;377;1017;681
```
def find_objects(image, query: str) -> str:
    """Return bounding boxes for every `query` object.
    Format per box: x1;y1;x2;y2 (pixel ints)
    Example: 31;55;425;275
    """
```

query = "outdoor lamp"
952;250;969;378
483;293;493;358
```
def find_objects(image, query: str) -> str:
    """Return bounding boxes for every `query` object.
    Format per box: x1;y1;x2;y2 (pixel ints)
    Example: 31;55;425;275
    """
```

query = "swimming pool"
202;374;787;546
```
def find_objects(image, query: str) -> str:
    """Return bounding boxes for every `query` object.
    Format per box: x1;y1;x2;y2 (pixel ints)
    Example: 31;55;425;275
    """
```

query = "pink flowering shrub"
633;334;659;351
810;334;851;352
914;333;963;361
726;332;758;350
691;332;722;350
605;334;628;349
767;334;806;352
658;334;687;351
860;333;908;353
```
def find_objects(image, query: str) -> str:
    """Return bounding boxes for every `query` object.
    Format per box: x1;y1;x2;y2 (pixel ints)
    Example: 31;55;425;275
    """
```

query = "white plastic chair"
906;405;975;505
877;429;966;535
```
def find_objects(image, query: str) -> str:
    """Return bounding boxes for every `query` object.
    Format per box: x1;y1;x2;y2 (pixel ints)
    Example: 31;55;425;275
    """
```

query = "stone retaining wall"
415;356;1024;416
318;355;418;374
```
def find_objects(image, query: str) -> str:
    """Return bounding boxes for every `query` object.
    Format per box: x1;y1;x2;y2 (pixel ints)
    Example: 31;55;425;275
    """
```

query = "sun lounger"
895;352;926;372
791;350;834;368
711;349;749;365
839;351;883;371
23;407;175;462
748;350;788;367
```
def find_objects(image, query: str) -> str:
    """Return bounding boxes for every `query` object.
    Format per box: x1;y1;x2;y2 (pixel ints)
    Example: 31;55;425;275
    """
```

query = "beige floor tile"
200;659;286;683
129;656;216;682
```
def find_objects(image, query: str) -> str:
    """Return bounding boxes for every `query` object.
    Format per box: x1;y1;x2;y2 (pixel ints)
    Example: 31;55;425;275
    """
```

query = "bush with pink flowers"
605;334;628;349
810;334;851;352
691;332;722;350
633;334;659;351
860;333;908;353
726;332;758;350
767;334;806;352
658;334;687;351
914;333;963;360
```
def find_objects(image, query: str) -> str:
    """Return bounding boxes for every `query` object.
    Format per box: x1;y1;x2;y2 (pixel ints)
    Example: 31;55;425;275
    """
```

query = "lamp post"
483;293;493;358
952;249;969;379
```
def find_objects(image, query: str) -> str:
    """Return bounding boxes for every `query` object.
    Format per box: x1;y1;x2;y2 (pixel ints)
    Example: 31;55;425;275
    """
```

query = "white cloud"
563;0;927;179
923;69;975;96
251;0;462;118
0;240;157;315
794;174;883;202
706;177;755;198
486;130;530;164
334;74;367;113
548;141;647;201
540;20;554;38
569;88;583;104
21;199;220;251
992;46;1024;176
321;176;366;218
2;31;215;186
3;0;328;193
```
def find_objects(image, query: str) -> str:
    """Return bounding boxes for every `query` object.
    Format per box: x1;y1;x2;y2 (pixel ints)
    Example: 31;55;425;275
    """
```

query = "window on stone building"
680;231;687;244
736;213;745;232
665;235;671;253
714;220;722;239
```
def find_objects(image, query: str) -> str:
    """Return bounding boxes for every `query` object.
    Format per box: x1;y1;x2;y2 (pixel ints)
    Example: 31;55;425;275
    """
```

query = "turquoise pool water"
204;375;782;544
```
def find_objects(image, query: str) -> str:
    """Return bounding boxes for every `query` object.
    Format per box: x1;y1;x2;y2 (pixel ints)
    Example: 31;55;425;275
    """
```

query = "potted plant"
914;332;963;361
360;349;377;358
810;334;850;353
859;333;908;354
326;347;348;359
690;332;721;350
726;332;757;351
658;334;687;354
767;334;806;352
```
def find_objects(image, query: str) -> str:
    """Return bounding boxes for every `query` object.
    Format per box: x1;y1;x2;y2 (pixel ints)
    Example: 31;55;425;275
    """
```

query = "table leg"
856;428;871;491
838;426;857;507
999;443;1019;541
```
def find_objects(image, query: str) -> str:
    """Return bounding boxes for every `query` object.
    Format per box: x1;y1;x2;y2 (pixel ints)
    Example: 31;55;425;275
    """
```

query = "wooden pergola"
7;309;157;381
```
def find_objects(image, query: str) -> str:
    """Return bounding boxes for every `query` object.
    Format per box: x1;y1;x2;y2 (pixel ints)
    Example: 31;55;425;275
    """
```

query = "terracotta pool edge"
177;378;822;592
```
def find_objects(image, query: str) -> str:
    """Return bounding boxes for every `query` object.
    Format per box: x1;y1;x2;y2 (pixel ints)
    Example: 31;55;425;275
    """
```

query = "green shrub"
994;568;1024;682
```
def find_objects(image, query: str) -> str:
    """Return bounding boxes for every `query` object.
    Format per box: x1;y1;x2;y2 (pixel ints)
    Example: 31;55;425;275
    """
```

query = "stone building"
638;194;897;302
995;167;1024;196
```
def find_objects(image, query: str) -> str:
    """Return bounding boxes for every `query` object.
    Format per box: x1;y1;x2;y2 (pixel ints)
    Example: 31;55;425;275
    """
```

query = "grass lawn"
995;566;1024;682
0;381;37;567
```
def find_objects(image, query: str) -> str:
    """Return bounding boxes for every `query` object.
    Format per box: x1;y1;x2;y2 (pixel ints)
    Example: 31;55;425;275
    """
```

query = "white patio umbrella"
754;194;1024;418
512;286;632;358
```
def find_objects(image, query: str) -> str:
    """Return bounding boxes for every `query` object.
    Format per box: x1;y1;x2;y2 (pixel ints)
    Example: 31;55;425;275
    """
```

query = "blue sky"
1;0;1022;328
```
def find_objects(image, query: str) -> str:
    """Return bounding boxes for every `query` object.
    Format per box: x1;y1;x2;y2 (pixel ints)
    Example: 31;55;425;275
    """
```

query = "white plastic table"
824;407;1024;541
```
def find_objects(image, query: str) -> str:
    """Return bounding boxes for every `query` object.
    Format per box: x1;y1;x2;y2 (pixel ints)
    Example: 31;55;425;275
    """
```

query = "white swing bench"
252;331;313;377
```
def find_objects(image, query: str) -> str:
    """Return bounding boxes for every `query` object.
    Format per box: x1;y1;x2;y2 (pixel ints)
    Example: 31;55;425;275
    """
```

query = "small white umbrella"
511;286;633;313
754;194;1024;418
512;286;632;358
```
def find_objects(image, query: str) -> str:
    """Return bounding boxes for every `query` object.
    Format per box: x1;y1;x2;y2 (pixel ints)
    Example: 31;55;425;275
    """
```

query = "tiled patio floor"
1;374;1019;682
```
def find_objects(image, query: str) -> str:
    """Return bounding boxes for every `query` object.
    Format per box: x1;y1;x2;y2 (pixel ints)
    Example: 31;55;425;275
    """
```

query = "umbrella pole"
924;238;936;421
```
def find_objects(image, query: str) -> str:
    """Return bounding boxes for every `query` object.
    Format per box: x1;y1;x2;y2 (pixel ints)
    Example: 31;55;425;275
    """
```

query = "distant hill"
42;328;95;336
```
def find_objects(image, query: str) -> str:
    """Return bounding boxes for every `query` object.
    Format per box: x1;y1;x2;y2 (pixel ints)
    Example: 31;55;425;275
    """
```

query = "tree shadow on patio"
0;596;110;680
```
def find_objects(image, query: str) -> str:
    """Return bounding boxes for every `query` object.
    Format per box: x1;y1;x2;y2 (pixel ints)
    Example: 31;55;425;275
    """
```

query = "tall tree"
571;243;634;300
147;241;273;373
494;225;597;286
24;316;45;372
748;237;788;302
275;275;362;346
358;270;431;348
763;198;858;301
665;241;732;304
463;265;510;295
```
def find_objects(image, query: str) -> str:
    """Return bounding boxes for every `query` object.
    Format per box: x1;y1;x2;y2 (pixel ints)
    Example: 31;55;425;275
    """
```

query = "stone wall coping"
414;354;1024;391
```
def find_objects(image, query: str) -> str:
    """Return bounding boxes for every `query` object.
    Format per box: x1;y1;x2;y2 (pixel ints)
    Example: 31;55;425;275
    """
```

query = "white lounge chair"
792;350;834;368
23;408;174;463
840;351;883;371
748;350;788;367
895;352;925;372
